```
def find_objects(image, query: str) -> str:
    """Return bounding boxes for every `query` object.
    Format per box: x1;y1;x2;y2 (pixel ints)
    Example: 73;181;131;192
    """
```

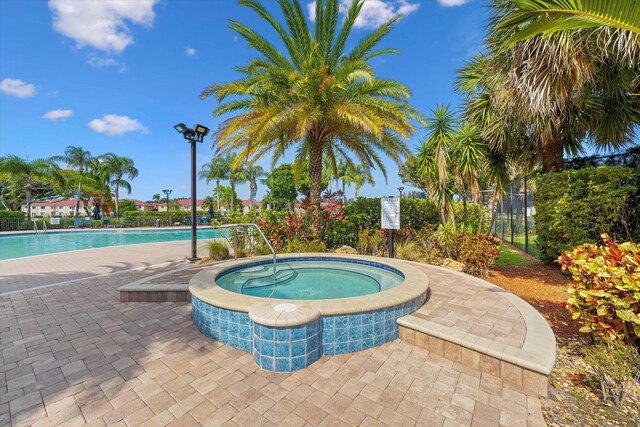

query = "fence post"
509;185;514;245
524;175;529;253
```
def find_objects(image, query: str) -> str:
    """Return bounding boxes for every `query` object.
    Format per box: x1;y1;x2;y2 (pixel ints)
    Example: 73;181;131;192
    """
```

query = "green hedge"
535;166;640;263
343;197;440;230
0;210;26;219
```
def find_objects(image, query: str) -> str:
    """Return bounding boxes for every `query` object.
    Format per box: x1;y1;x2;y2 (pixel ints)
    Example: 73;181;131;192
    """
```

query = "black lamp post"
162;189;172;226
173;123;210;261
398;186;404;198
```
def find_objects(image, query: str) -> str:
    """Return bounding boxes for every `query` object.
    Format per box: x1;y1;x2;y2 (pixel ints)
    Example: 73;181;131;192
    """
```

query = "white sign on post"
50;218;60;225
381;197;400;230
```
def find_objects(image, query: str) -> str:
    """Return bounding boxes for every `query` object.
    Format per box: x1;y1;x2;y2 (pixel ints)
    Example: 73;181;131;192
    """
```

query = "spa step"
242;270;297;290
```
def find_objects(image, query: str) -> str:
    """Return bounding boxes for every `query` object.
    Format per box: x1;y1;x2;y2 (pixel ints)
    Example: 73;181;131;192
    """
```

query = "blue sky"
0;0;487;202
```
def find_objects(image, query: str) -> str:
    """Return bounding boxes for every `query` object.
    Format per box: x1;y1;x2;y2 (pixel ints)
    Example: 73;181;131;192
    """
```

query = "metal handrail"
213;223;277;281
33;221;39;234
42;221;47;234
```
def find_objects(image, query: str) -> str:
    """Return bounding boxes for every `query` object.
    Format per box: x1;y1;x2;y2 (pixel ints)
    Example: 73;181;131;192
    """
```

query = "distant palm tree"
244;165;266;209
229;154;248;213
346;164;375;199
102;154;138;218
0;155;61;220
199;155;231;211
202;0;421;240
52;146;92;216
90;154;116;215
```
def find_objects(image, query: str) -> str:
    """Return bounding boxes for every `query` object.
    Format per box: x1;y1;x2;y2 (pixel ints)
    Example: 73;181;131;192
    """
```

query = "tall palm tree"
450;124;487;230
52;146;92;216
199;155;231;211
102;154;138;218
202;0;421;240
90;154;116;215
498;0;640;45
244;165;266;209
422;105;457;225
0;155;61;220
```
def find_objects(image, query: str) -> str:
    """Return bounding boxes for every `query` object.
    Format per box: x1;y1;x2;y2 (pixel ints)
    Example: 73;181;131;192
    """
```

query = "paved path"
0;245;548;426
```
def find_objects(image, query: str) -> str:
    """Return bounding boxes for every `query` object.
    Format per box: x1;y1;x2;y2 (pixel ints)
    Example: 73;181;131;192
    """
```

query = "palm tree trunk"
477;193;484;232
230;180;235;212
308;141;323;241
542;138;564;173
75;178;82;217
25;186;32;221
115;179;120;218
249;180;256;209
216;179;220;211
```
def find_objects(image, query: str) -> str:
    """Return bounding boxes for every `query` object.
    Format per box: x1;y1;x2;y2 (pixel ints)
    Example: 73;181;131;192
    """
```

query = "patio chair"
102;219;111;227
184;216;192;225
84;219;92;228
69;218;83;228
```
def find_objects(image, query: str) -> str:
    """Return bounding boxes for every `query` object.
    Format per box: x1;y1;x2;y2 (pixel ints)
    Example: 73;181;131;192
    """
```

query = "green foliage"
495;244;532;266
358;228;388;257
558;234;640;344
536;166;640;263
304;240;326;253
394;240;421;262
583;339;640;407
0;210;26;219
263;164;298;210
118;200;137;213
208;242;230;261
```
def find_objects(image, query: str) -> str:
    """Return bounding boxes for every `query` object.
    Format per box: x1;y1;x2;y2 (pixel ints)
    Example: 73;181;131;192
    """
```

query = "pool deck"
1;243;552;426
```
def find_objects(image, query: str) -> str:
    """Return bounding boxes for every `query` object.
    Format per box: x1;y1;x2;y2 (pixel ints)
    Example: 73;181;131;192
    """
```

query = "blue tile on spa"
291;356;306;371
335;328;348;343
261;340;274;357
275;343;290;358
260;326;274;340
260;356;275;371
239;325;250;339
239;315;250;325
323;317;335;328
275;358;291;372
335;342;348;354
307;349;319;364
348;340;362;352
374;335;384;346
335;316;348;328
324;343;335;355
348;315;361;327
361;326;373;339
229;311;238;323
362;312;373;325
362;337;374;349
307;335;318;352
291;340;306;357
348;327;361;341
275;328;290;342
291;326;305;340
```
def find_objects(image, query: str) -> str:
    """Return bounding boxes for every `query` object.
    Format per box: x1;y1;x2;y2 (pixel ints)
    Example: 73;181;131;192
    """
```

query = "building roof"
241;199;262;207
176;199;205;207
29;199;78;207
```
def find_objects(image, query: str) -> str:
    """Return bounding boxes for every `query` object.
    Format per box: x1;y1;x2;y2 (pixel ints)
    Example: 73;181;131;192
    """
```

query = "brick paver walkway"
0;245;547;426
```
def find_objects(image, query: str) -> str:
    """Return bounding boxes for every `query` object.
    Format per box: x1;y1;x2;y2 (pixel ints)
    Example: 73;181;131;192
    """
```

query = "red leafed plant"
557;234;640;344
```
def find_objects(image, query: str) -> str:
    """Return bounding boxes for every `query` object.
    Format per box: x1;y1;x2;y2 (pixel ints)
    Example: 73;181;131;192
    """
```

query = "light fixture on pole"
173;123;210;261
162;189;172;226
398;186;404;198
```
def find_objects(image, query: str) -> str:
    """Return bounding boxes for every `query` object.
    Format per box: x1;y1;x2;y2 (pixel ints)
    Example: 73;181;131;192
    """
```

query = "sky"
0;0;488;202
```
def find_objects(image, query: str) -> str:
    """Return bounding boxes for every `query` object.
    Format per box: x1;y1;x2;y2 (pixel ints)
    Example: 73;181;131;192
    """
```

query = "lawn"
495;243;532;266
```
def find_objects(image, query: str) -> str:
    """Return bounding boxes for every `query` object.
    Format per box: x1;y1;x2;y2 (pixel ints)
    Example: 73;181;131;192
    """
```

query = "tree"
263;164;298;210
89;154;115;215
346;164;375;199
118;199;137;214
202;0;421;240
244;165;266;209
457;2;640;173
498;0;640;45
0;155;61;220
52;146;92;216
101;154;138;218
199;155;231;211
228;153;247;213
151;194;161;203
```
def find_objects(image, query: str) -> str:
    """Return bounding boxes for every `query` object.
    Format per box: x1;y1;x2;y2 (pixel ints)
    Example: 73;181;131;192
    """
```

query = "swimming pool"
0;228;225;260
216;260;404;299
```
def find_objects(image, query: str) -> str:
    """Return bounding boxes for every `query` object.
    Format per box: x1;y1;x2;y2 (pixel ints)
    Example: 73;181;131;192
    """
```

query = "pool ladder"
33;221;47;235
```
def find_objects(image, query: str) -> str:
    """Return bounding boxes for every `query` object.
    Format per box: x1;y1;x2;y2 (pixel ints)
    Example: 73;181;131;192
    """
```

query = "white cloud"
0;78;36;98
438;0;471;7
86;53;120;68
48;0;159;54
308;0;419;29
42;109;73;120
185;46;196;56
88;114;149;136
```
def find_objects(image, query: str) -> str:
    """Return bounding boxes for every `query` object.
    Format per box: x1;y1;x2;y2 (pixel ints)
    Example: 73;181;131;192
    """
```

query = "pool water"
0;228;225;260
216;260;404;299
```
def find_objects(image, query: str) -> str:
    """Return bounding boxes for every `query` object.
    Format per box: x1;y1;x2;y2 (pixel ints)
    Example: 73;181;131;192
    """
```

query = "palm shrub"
558;234;640;345
583;339;640;407
208;242;231;260
394;240;421;262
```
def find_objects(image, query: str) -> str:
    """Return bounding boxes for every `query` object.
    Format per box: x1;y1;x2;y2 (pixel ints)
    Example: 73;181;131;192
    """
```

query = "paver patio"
1;243;549;426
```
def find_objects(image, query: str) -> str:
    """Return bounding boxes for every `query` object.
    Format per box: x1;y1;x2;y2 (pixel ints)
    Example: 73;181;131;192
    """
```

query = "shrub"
0;210;26;219
208;242;230;260
558;234;640;344
536;166;639;263
452;233;501;278
358;228;387;257
394;240;421;262
304;241;326;253
583;339;640;407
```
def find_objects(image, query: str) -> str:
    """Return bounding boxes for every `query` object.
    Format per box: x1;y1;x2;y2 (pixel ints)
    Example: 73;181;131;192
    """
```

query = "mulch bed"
487;249;639;426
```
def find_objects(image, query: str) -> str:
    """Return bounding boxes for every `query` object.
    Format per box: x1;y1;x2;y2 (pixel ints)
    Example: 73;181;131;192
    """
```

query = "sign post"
381;197;400;258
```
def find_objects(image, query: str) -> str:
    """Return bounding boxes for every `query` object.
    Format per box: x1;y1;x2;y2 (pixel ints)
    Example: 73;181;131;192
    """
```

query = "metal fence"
490;175;538;256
